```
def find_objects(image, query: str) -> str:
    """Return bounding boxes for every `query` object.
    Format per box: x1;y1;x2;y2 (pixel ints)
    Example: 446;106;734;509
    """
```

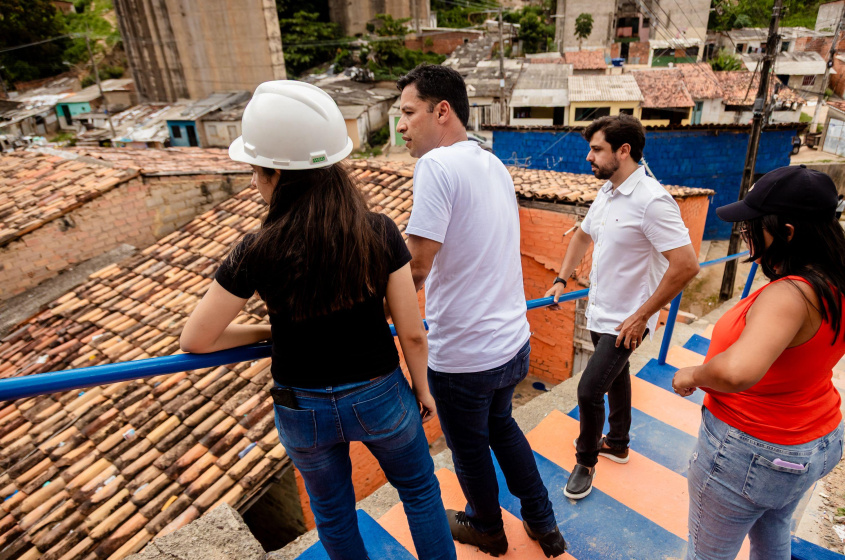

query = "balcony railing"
0;252;756;402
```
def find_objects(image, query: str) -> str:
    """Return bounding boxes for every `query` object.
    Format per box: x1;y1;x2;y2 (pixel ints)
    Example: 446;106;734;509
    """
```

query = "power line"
0;34;74;54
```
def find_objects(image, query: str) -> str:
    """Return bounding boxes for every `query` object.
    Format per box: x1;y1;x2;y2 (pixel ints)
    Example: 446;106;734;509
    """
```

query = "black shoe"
564;464;595;499
574;435;630;464
523;520;567;558
446;509;508;557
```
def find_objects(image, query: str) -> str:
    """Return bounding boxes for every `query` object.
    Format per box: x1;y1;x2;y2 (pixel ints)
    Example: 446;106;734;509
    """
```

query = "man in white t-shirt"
545;115;699;500
396;64;567;558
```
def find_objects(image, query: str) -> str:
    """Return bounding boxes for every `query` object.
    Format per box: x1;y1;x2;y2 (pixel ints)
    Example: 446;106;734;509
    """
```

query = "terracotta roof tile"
0;157;710;559
64;147;250;175
714;71;806;105
632;69;695;108
677;64;724;100
562;50;608;70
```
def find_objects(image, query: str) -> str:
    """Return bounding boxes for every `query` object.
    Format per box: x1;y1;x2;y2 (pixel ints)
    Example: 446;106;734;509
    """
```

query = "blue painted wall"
492;128;799;239
167;120;199;147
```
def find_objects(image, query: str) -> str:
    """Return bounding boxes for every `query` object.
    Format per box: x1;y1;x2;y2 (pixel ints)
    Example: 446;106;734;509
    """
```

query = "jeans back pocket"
273;404;318;450
742;453;811;509
353;382;407;436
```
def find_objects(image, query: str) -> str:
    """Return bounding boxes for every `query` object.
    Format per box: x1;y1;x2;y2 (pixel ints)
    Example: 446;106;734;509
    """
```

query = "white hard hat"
229;80;353;170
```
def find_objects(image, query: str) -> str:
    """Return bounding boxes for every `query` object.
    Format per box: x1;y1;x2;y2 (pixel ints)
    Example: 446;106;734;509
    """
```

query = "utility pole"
811;2;845;134
0;66;7;99
498;8;507;125
85;32;116;138
553;0;566;53
410;0;420;34
719;0;784;301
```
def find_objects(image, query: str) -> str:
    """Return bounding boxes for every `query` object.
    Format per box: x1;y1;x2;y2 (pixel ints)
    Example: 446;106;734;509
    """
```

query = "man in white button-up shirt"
545;115;699;500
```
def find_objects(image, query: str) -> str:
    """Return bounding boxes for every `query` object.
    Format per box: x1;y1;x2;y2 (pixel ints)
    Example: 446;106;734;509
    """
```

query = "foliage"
709;48;744;71
50;130;76;145
709;0;823;32
431;0;497;29
369;124;389;147
503;5;555;54
0;0;77;83
364;13;445;80
799;111;813;122
279;11;344;76
575;13;593;48
276;0;330;21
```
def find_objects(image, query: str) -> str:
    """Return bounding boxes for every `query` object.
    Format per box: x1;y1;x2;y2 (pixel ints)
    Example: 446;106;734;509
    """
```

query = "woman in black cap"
672;165;845;559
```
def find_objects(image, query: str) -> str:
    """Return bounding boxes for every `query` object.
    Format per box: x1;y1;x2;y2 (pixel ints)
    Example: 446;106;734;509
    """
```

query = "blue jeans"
428;340;558;535
686;407;844;560
273;367;456;560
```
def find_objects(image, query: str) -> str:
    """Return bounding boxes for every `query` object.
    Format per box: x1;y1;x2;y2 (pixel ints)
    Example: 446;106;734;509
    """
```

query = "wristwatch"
553;277;567;288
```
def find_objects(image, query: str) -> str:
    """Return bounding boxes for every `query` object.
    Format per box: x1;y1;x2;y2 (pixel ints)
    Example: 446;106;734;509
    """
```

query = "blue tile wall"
492;128;798;239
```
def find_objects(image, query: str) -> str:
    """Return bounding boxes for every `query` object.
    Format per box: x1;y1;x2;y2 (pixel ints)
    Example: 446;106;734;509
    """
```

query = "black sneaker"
574;435;630;464
564;464;595;499
523;519;567;558
446;509;508;557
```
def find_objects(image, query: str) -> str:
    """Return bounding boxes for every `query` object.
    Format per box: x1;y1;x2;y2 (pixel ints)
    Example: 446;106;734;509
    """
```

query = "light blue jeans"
686;407;844;560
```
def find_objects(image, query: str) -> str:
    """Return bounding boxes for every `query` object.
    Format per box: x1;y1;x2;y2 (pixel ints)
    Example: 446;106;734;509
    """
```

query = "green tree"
708;0;823;32
709;48;743;71
0;0;77;83
279;11;343;76
370;13;411;68
504;5;555;54
575;13;593;50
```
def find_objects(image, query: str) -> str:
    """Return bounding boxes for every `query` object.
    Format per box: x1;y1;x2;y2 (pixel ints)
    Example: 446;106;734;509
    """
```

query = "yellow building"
567;74;643;126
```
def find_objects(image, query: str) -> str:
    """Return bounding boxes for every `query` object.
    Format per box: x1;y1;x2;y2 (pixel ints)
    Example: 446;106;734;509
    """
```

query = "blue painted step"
637;359;705;406
494;451;688;559
683;334;711;356
792;536;845;560
296;510;417;560
567;401;698;477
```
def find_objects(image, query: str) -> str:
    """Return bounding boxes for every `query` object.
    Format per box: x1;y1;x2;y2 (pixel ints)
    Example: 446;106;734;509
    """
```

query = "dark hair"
744;213;845;342
397;63;470;127
238;163;388;321
583;115;645;161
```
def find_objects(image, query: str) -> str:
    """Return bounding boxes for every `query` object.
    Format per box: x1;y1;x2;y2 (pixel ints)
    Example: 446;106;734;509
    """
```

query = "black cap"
716;165;838;223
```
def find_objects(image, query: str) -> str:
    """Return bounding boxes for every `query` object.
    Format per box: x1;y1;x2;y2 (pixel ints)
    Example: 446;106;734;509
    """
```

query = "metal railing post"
657;292;683;366
741;262;758;300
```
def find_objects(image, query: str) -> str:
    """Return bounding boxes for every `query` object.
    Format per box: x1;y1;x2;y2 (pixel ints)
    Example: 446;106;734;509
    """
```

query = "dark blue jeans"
273;367;456;560
428;340;557;535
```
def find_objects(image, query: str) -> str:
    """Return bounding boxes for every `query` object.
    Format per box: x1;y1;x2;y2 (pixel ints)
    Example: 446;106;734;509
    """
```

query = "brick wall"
0;173;250;301
492;127;798;239
405;31;484;55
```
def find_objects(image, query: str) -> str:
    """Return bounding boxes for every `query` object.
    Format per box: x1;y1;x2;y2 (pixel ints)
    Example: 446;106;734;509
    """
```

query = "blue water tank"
611;58;625;67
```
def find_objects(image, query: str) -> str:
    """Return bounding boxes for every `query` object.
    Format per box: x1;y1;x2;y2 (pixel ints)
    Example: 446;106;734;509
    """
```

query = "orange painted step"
703;324;715;338
631;376;701;438
378;468;578;560
666;346;706;369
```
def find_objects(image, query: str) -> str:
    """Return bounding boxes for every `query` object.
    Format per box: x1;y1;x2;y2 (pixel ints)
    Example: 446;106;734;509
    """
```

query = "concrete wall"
114;0;285;102
491;127;798;239
803;162;845;194
0;173;250;302
556;0;616;51
329;0;431;37
404;30;483;55
817;1;843;33
203;121;241;149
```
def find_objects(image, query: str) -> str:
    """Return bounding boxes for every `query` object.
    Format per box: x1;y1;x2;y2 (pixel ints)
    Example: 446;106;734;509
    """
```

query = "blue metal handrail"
0;252;754;402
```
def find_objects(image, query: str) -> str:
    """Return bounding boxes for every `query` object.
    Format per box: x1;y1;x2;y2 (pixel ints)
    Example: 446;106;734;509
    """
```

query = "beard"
591;156;620;180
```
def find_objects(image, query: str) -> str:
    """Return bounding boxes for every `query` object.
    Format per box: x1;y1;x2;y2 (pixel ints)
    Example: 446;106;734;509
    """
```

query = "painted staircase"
279;305;845;560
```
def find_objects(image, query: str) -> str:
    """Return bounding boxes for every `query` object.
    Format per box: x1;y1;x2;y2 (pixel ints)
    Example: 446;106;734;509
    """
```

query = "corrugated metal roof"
511;63;571;107
568;74;643;103
741;51;830;75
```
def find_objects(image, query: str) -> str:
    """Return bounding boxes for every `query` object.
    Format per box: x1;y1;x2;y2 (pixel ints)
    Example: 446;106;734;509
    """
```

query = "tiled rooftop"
676;64;724;100
568;74;644;103
0;158;710;559
0;152;139;247
64;147;251;176
562;50;608;70
714;71;806;105
632;69;695;108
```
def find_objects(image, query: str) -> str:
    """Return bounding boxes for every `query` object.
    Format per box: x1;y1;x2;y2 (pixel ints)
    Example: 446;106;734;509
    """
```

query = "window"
228;125;237;139
781;41;790;52
803;75;816;86
736;43;746;53
574;107;611;121
619;108;634;115
207;124;217;136
172;126;182;139
513;107;532;119
641;107;690;124
725;104;750;112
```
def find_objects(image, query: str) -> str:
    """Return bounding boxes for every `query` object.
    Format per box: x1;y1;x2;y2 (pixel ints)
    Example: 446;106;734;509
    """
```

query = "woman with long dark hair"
672;165;845;560
180;81;456;560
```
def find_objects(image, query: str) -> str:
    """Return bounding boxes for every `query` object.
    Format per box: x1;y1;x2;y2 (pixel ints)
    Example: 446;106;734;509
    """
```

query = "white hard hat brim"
228;135;354;170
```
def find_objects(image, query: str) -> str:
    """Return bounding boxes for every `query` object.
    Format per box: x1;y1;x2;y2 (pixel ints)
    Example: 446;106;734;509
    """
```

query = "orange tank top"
703;276;844;445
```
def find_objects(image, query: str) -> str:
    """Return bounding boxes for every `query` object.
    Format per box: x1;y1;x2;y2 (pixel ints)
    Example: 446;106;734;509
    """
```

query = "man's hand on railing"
543;282;567;310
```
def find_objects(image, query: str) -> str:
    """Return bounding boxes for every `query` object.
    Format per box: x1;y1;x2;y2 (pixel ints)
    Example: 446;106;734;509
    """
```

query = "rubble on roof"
676;64;724;100
715;71;806;105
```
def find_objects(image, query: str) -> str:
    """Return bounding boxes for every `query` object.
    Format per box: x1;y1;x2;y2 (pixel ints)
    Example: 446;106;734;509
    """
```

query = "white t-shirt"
406;141;530;373
581;167;692;336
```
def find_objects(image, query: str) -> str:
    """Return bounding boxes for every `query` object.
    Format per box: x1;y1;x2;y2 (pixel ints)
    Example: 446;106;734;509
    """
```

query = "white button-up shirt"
581;167;692;336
